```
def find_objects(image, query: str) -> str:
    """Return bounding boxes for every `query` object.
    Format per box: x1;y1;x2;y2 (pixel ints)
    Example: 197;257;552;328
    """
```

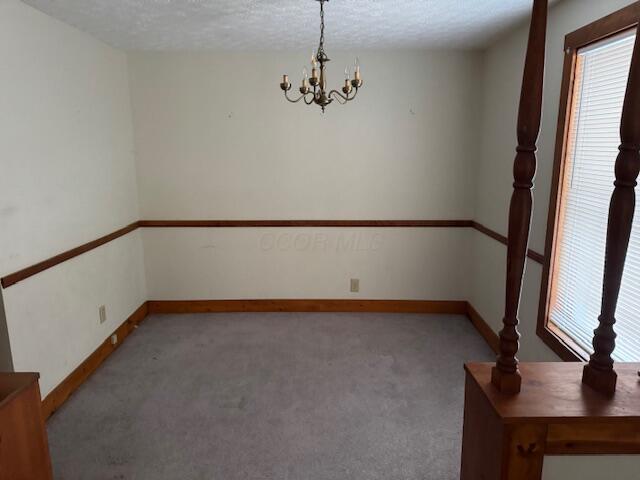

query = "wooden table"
460;362;640;479
0;372;53;480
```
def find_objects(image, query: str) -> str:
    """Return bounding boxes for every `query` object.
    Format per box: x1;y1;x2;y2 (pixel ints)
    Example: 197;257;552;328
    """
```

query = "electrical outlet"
99;305;107;324
350;278;360;293
110;334;118;345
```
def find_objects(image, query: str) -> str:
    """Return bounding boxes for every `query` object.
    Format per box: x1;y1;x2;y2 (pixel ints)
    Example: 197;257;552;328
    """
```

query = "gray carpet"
47;312;494;480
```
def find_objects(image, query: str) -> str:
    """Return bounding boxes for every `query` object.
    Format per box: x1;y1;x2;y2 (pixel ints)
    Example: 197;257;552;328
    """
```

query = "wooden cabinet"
0;373;53;480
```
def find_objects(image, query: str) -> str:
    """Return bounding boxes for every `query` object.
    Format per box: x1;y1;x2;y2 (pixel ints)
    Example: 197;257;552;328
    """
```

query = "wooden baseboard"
147;300;499;354
465;302;500;354
147;299;469;315
41;299;499;419
40;302;149;419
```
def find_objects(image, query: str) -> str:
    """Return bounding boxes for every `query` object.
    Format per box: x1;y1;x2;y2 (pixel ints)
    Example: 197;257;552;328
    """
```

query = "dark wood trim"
471;221;545;265
466;302;500;354
471;220;508;245
537;315;586;362
537;38;580;363
147;299;468;315
0;219;545;289
538;324;586;362
139;220;473;228
545;422;640;455
138;221;546;266
0;220;470;289
565;1;640;51
526;249;545;265
538;4;640;366
0;222;140;289
41;302;148;419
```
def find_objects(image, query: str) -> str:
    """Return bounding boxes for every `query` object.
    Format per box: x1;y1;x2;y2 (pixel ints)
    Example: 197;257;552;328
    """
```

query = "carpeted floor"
47;312;494;480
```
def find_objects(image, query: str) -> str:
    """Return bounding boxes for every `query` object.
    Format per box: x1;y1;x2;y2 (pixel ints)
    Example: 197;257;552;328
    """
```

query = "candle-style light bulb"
354;57;361;79
299;67;310;94
280;74;291;91
310;55;319;83
343;66;352;94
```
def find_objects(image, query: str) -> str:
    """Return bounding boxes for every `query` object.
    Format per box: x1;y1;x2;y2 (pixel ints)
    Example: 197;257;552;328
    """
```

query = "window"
538;4;640;362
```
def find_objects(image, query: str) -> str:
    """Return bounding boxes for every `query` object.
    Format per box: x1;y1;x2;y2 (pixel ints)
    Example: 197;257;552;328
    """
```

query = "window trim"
537;2;640;362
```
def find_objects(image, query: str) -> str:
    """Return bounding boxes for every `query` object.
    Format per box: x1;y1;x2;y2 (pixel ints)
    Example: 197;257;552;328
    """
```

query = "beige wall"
0;0;146;395
129;51;481;220
141;227;471;300
128;51;482;300
470;0;640;477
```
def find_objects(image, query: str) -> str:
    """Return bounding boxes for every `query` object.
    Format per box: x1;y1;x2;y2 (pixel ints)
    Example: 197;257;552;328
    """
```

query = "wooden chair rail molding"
0;219;544;289
470;221;545;264
138;219;473;228
0;222;139;288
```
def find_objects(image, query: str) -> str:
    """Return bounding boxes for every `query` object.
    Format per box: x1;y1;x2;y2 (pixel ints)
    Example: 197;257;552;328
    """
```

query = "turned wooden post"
582;26;640;396
492;0;548;394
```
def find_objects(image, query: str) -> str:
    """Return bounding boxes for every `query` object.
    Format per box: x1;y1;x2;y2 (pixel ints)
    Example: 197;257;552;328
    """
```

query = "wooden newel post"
492;0;548;395
582;26;640;396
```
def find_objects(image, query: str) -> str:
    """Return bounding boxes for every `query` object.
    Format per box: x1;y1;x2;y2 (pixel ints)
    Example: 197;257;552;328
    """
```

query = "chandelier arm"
328;87;358;104
284;90;311;104
328;91;348;105
304;94;316;105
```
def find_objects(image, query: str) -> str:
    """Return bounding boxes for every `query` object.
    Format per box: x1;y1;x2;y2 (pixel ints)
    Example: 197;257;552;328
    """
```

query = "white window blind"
549;29;640;362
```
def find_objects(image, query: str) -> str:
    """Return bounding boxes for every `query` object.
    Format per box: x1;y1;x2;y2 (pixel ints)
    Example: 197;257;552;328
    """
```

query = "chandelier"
279;0;363;112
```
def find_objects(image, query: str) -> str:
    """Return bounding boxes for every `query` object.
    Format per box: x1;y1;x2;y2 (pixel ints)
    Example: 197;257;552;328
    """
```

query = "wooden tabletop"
465;362;640;424
0;372;40;408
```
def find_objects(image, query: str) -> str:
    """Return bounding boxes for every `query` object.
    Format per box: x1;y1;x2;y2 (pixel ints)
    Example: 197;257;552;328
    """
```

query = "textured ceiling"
22;0;558;51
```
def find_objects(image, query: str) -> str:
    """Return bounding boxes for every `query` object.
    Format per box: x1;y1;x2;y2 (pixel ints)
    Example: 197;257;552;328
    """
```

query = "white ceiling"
22;0;558;51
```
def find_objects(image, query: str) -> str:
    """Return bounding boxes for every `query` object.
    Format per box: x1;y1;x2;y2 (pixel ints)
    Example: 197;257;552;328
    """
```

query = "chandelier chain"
318;0;326;58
